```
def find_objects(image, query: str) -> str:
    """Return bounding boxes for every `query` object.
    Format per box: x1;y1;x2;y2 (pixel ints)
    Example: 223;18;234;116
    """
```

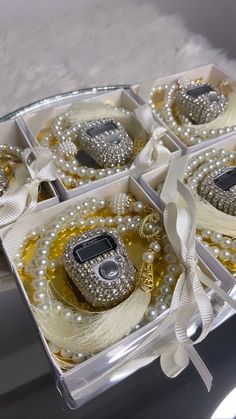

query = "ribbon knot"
0;147;57;227
133;105;171;173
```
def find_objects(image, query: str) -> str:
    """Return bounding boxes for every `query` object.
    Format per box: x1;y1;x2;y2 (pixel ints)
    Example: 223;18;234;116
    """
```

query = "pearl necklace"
39;106;136;189
15;194;181;366
197;229;236;266
149;81;236;146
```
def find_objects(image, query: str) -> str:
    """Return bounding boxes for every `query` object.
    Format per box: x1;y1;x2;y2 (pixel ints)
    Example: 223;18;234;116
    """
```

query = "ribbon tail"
185;344;213;392
198;268;236;311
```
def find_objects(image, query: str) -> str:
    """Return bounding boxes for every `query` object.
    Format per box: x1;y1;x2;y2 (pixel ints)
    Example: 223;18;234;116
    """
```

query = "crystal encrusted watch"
175;79;228;125
63;228;136;309
184;148;236;215
78;118;134;168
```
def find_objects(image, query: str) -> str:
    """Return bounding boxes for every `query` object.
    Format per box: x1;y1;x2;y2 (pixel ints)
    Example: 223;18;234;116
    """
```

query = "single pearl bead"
48;260;57;270
167;264;178;274
97;199;105;209
15;260;24;270
164;274;175;285
142;252;154;263
60;348;72;359
97;217;105;226
33;290;47;302
105;217;114;226
145;306;157;322
46;231;57;239
220;238;231;249
37;302;50;313
144;222;154;233
150;241;161;253
61;308;73;322
32;279;46;290
34;267;46;277
36;257;48;267
77;219;86;228
73;312;83;323
210;247;220;257
117;224;126;234
127;221;136;230
124;216;132;224
210;232;222;243
36;247;49;257
133;201;143;213
156;301;168;313
201;229;212;239
87;168;96;178
219;250;231;261
53;301;64;314
87;219;96;227
114;215;123;224
28;230;38;239
160;285;170;295
72;353;85;362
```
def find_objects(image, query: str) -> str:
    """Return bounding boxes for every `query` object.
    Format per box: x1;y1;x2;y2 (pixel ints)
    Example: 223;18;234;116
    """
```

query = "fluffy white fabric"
0;0;236;117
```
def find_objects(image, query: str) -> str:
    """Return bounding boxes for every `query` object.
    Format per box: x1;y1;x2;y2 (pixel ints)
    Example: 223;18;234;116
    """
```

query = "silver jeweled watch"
198;166;236;215
78;118;134;168
175;79;228;125
63;228;136;309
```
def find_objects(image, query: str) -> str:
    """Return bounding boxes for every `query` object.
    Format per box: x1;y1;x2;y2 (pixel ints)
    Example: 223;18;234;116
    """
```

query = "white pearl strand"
149;82;236;146
40;106;133;189
15;196;181;362
183;148;236;191
198;229;236;265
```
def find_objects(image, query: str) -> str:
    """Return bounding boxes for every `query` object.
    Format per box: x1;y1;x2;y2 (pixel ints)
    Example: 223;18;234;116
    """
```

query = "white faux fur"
1;0;236;116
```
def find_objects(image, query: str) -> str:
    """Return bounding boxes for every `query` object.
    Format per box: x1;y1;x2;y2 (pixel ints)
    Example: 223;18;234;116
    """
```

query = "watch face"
73;233;117;264
214;167;236;191
86;121;118;138
187;85;214;99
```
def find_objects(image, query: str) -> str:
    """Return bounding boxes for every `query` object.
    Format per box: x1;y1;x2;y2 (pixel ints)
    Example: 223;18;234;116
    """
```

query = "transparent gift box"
0;83;236;410
132;64;236;155
1;174;236;408
16;88;181;200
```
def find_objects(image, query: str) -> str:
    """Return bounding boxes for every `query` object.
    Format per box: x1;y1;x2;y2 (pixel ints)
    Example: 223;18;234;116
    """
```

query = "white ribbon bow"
133;105;171;173
159;181;236;389
0;147;57;227
111;181;236;391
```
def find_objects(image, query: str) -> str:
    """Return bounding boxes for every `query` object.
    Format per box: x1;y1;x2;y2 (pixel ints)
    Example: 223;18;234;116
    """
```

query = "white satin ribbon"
0;147;57;227
133;105;171;173
160;181;236;390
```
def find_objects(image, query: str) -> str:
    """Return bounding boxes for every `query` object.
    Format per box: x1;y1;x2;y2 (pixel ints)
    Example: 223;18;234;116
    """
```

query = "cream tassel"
178;191;236;237
33;287;150;355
